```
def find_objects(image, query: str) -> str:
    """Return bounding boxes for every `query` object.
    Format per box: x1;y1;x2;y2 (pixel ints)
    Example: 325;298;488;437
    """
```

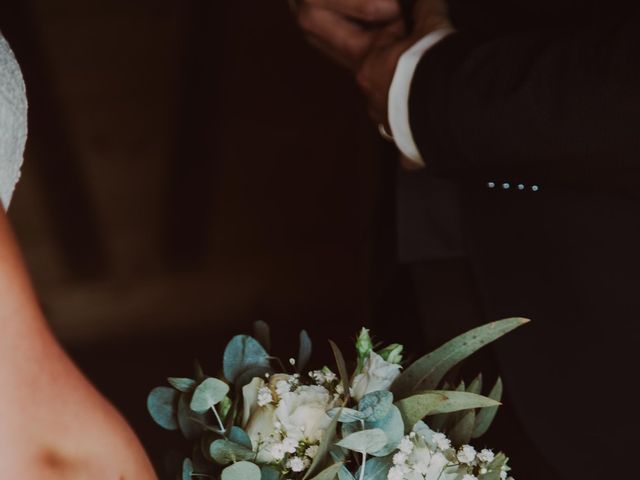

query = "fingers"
298;6;377;70
305;0;401;24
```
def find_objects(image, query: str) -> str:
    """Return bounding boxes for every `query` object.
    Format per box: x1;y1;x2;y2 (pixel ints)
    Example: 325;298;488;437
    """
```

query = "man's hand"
295;0;452;125
295;0;405;71
356;0;452;124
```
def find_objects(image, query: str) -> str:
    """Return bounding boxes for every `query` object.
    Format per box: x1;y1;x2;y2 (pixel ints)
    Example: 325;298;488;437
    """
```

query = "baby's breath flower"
305;445;319;459
457;445;477;465
257;386;274;406
310;370;326;384
323;370;337;382
392;452;408;465
282;437;298;454
335;384;345;394
398;436;414;454
432;432;451;451
270;443;286;461
287;456;306;472
276;380;292;396
387;466;405;480
477;449;495;464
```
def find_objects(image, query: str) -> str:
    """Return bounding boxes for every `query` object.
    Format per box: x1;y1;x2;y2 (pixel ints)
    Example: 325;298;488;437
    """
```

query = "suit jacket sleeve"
409;7;640;194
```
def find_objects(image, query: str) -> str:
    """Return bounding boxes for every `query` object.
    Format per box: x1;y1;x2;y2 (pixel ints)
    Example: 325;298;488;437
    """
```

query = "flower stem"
212;405;226;434
359;419;366;480
359;451;367;480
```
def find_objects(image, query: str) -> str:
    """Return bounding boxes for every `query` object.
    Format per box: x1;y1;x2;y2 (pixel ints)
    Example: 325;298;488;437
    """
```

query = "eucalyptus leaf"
297;330;313;372
308;462;344;480
169;377;197;393
261;465;282;480
191;378;230;413
329;340;351;401
354;455;393;480
147;386;179;430
182;458;194;480
234;366;272;391
358;390;393;422
337;464;355;480
229;426;253;450
178;392;208;439
336;429;387;454
210;439;255;465
327;407;367;422
221;461;261;480
253;320;271;352
473;377;503;439
391;318;529;397
223;335;271;384
368;405;404;457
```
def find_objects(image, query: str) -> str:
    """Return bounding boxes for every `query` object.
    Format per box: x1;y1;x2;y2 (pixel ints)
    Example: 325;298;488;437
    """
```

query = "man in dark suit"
295;0;640;478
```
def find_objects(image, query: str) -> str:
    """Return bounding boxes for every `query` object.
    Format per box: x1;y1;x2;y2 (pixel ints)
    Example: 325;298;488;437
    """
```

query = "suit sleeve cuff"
388;29;455;167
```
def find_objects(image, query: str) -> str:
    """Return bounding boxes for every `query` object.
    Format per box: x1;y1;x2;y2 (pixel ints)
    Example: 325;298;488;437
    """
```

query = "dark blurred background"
0;0;409;474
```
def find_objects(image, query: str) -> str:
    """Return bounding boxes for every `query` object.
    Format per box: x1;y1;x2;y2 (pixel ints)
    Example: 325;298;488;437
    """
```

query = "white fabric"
0;33;27;210
388;29;454;168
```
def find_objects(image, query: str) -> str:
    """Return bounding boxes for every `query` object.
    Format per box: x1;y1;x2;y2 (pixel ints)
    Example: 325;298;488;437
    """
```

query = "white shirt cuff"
388;29;455;167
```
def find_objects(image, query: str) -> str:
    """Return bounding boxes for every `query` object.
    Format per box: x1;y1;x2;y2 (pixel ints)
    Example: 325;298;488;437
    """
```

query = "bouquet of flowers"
148;318;527;480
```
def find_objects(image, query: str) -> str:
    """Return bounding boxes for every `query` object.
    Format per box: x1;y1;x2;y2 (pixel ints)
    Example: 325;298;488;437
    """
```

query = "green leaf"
223;335;271;384
329;340;351;401
297;330;313;372
191;378;231;413
472;377;503;439
261;465;281;480
304;408;341;480
168;377;197;393
354;456;393;480
308;462;344;480
447;408;475;446
368;405;404;457
392;318;529;397
468;374;483;395
147;386;179;430
330;450;354;480
210;439;255;465
182;458;194;480
229;426;252;450
327;407;367;422
396;391;499;428
356;328;373;370
395;392;447;429
378;344;403;364
219;396;232;422
336;429;387;454
253;320;271;352
358;391;393;422
221;461;261;480
337;464;355;480
178;392;208;439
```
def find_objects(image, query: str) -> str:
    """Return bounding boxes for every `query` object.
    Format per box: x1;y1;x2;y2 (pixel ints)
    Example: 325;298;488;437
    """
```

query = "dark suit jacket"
398;1;640;477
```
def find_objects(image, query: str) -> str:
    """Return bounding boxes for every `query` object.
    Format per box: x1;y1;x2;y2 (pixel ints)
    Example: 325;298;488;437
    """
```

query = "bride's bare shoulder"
0;209;157;479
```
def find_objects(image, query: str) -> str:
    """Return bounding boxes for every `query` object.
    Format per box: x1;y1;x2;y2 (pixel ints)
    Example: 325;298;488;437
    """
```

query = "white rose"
351;352;401;401
242;377;279;462
275;385;334;442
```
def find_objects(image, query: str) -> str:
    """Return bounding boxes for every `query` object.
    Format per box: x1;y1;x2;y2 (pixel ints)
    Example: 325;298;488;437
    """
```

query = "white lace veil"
0;32;27;210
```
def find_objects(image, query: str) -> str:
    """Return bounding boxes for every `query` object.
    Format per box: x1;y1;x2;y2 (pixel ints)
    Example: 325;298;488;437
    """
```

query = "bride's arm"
0;210;156;478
